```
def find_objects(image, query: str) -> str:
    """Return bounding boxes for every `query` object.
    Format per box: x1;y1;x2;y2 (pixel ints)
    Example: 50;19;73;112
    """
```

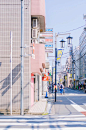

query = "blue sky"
45;0;86;66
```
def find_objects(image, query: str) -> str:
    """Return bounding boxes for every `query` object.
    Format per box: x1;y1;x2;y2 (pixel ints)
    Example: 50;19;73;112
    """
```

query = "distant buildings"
64;27;86;88
79;28;86;84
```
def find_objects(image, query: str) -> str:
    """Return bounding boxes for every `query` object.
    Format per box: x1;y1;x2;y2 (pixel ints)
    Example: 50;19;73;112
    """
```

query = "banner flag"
57;49;63;60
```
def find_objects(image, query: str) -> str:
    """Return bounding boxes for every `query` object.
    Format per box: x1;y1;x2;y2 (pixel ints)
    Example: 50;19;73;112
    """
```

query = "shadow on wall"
0;63;21;96
0;63;30;113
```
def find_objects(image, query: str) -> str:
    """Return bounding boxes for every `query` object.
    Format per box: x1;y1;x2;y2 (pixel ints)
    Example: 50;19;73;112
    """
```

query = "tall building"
31;0;46;104
74;47;79;87
79;28;86;84
0;0;31;114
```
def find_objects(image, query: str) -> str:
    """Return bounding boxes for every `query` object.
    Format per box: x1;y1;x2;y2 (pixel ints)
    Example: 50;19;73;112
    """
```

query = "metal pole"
55;33;57;102
21;0;24;115
72;45;74;89
52;65;53;93
10;31;12;115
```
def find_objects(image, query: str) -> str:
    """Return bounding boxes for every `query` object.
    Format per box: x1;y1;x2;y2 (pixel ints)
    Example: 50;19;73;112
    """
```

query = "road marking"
0;121;86;126
47;102;51;113
0;117;86;122
67;99;86;115
0;128;86;130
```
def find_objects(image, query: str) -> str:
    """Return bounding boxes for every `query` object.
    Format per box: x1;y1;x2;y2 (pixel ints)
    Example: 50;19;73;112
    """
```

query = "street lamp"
55;33;73;102
60;39;66;48
67;36;74;88
66;36;73;46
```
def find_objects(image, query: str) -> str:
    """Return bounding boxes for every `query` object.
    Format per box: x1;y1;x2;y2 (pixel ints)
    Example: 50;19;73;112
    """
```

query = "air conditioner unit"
33;19;37;28
32;29;37;38
32;39;37;44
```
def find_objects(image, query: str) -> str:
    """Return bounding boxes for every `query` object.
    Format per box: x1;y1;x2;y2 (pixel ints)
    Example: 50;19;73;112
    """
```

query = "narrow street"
50;87;86;116
0;88;86;129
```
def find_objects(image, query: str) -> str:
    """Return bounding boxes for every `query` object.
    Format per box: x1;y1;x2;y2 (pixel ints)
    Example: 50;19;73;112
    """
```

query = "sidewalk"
28;95;47;115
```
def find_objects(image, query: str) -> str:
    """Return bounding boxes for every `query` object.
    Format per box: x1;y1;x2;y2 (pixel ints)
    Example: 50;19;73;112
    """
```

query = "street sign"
40;33;53;37
45;49;53;53
42;74;49;81
32;54;35;59
45;44;53;47
40;39;53;43
46;28;53;32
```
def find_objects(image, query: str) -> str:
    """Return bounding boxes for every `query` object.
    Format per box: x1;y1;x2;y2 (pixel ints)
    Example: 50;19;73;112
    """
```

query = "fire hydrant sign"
42;74;49;81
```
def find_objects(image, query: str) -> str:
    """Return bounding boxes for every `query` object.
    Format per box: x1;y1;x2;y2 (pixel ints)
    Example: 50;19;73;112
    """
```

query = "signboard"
40;33;53;37
40;39;53;43
46;28;53;32
45;62;49;69
45;44;53;47
33;43;35;54
45;49;53;53
42;74;49;81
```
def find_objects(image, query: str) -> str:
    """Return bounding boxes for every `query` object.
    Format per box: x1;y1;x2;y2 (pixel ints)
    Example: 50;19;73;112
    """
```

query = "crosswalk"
0;115;86;130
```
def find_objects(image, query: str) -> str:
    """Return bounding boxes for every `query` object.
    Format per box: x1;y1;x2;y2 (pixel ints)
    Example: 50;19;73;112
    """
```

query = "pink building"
31;0;46;104
0;0;46;114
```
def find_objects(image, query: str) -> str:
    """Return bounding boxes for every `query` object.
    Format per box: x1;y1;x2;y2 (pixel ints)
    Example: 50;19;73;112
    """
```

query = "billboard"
40;39;53;43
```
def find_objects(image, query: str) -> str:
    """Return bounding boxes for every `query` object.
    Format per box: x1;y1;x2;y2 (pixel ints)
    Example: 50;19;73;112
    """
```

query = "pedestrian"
59;83;64;95
79;83;81;90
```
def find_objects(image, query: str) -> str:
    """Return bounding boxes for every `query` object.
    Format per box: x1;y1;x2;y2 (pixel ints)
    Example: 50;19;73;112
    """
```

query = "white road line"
47;102;51;113
55;114;85;118
0;122;86;126
67;99;86;112
0;117;86;122
0;115;85;119
0;128;86;130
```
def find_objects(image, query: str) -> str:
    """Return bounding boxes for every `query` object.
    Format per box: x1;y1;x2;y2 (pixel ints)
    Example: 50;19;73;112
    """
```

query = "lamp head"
66;36;73;45
60;39;66;48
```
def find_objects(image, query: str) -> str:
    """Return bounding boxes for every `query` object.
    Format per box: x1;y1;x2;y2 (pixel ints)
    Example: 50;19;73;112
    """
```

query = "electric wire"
58;25;85;34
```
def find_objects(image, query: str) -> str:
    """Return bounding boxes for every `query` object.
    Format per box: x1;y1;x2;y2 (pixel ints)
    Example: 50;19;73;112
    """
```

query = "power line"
59;25;85;34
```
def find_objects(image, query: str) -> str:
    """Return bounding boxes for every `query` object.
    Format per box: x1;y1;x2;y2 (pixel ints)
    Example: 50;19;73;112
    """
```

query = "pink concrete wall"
31;73;34;107
31;0;45;17
31;44;45;74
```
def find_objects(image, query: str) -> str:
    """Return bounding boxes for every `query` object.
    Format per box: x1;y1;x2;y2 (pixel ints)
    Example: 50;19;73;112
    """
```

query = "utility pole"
52;64;53;93
21;0;24;115
72;45;74;89
55;33;57;102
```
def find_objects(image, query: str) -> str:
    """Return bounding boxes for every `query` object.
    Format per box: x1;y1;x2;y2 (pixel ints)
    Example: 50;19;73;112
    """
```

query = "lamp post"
52;66;53;93
66;36;73;88
55;33;57;102
55;33;73;102
55;34;65;102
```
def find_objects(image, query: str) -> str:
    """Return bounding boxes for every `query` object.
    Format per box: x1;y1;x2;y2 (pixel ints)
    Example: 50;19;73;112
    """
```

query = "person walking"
59;83;64;95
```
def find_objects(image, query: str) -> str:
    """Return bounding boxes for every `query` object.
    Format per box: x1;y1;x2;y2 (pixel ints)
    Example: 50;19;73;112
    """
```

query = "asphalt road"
51;87;86;116
0;87;86;130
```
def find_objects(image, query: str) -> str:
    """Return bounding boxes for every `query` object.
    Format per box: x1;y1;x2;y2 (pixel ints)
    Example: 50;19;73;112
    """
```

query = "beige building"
0;0;31;114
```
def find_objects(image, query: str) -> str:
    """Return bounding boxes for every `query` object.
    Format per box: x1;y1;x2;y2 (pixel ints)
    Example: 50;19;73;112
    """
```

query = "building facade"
0;0;31;114
74;47;79;88
0;0;47;115
79;28;86;84
31;0;46;103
